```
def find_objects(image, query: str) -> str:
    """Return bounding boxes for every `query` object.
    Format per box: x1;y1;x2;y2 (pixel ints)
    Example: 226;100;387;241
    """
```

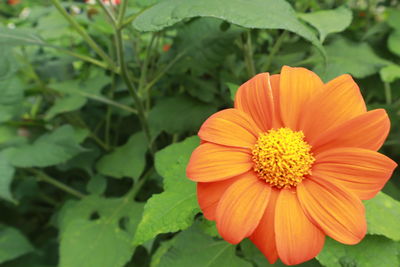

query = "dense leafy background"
0;0;399;266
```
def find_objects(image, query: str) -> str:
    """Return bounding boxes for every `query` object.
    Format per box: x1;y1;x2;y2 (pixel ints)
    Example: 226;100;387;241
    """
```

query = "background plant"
0;0;399;266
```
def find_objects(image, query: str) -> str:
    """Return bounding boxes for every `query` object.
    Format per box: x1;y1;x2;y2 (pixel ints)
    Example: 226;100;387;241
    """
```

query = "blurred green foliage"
0;0;399;266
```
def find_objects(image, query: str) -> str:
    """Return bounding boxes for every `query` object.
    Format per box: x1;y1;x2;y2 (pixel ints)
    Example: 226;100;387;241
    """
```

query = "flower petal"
198;108;261;149
275;189;325;265
300;74;367;142
270;74;284;128
250;188;280;264
311;109;390;153
279;66;323;130
197;175;242;220
216;173;271;244
313;147;397;200
297;178;367;245
234;73;274;131
187;143;252;182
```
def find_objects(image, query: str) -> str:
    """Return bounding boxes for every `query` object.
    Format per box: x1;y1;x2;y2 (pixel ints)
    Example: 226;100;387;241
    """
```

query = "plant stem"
243;31;256;77
30;169;86;199
50;0;117;71
95;0;117;25
129;167;154;199
115;28;154;154
263;30;288;71
384;82;392;105
144;50;186;110
58;48;109;69
117;0;129;27
138;33;157;96
77;90;138;114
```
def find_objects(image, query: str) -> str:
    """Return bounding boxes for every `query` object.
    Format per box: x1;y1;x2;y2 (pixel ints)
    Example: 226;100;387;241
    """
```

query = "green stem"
144;50;186;110
138;33;157;96
243;31;256;77
78;91;138;114
95;0;117;25
30;169;86;199
105;67;118;147
115;28;154;154
117;0;129;27
58;48;109;69
263;31;288;71
384;82;392;105
129;167;154;199
50;0;117;71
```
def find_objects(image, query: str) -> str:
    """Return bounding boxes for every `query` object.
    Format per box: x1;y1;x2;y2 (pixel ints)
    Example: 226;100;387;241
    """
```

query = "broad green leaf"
158;226;251;267
380;64;400;83
96;132;147;180
133;136;200;245
0;154;15;203
386;9;400;31
133;0;323;52
86;175;107;195
0;45;18;80
314;37;389;81
0;226;34;264
198;217;219;238
388;30;400;56
150;239;177;267
170;18;243;76
364;192;400;241
316;235;399;267
4;125;86;168
148;96;216;137
299;6;352;42
50;69;110;97
226;82;239;101
240;239;322;267
0;76;24;123
58;195;144;267
44;95;87;120
0;27;46;46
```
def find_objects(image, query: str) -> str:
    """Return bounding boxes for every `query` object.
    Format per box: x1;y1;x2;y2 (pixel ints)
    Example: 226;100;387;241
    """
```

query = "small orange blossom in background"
186;66;397;265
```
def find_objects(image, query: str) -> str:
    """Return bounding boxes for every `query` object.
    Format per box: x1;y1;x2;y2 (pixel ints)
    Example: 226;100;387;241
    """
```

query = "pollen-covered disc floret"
252;127;315;189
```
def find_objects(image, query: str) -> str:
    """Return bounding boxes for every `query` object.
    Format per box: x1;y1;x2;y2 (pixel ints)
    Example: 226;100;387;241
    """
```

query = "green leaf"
299;6;352;42
388;30;400;56
86;175;107;195
96;132;147;180
0;76;24;123
58;195;144;267
226;82;239;101
171;18;243;77
240;239;322;267
44;95;87;120
148;96;217;137
133;0;323;52
0;154;16;203
133;136;200;245
364;192;400;241
380;64;400;83
158;226;251;267
4;125;85;168
0;226;34;264
386;9;400;31
151;238;177;267
0;45;18;80
314;37;389;81
316;235;399;267
0;26;46;47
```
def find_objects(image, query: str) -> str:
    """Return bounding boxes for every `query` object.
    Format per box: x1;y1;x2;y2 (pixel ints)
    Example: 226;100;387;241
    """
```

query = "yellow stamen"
252;128;315;189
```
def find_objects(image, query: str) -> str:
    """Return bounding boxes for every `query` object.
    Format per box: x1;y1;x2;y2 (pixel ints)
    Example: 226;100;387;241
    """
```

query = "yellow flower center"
252;128;315;189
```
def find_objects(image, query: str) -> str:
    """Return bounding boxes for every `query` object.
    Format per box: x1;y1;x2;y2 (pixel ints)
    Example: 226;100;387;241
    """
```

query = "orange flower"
186;66;397;265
